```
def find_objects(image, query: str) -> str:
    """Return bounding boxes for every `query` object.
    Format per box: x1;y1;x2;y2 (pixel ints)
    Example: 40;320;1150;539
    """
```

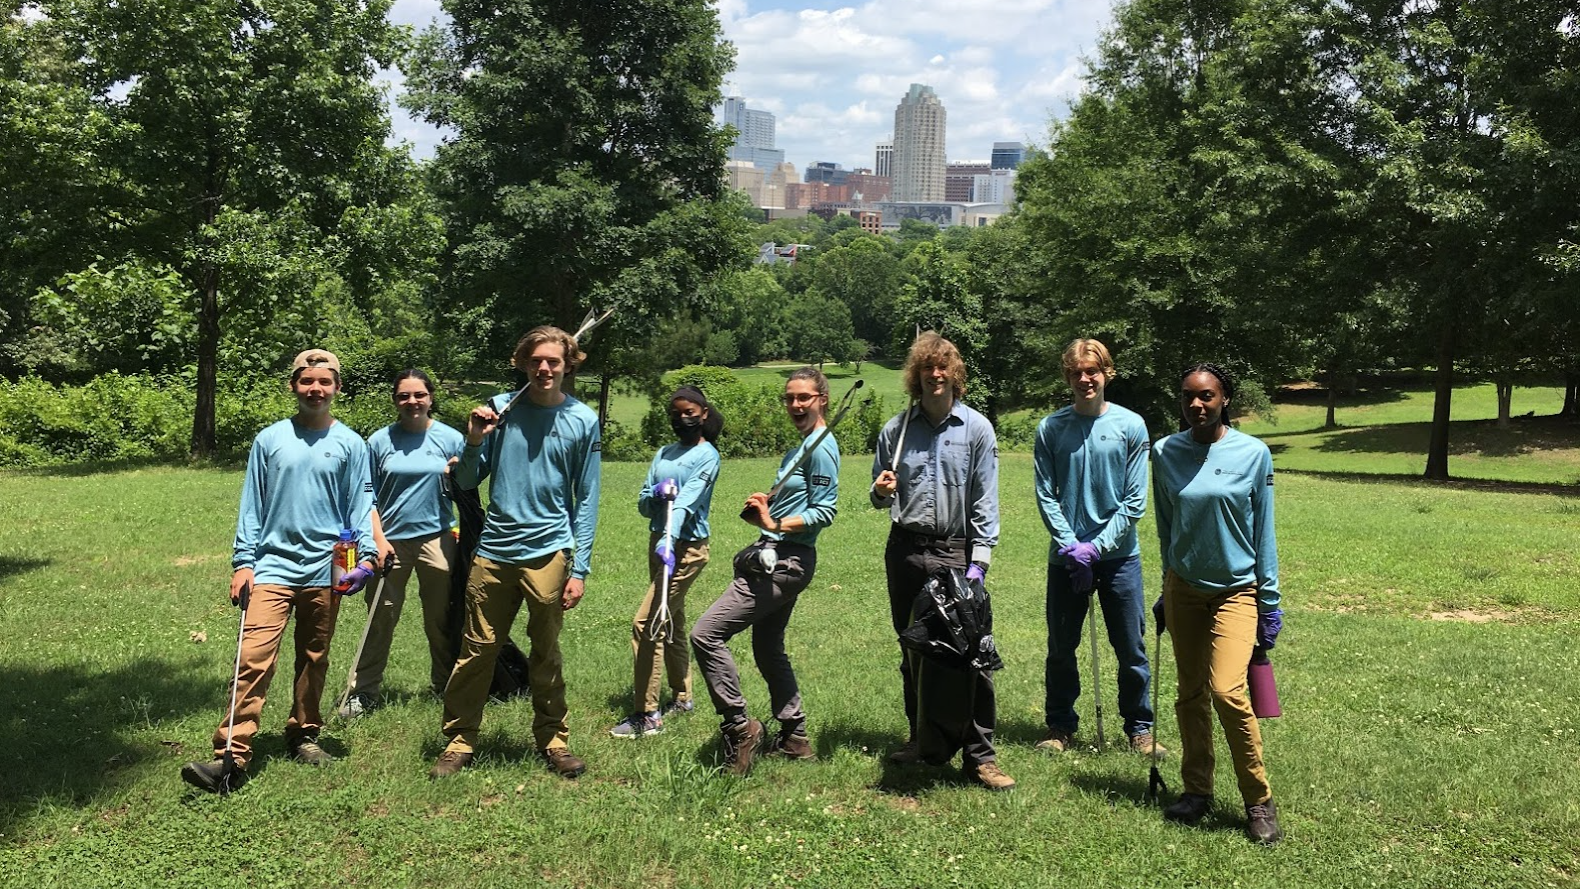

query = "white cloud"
383;0;1108;169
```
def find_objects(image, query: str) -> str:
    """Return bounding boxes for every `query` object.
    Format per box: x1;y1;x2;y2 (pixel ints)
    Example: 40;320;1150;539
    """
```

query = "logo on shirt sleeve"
1265;473;1274;487
811;473;832;487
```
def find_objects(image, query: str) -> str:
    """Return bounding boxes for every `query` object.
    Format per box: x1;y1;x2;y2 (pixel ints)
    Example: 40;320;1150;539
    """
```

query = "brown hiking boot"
289;737;334;766
1129;731;1168;757
966;761;1016;792
766;731;815;760
428;749;473;779
887;736;921;765
1164;792;1213;825
1245;799;1284;845
1035;728;1075;753
723;718;764;776
543;747;586;779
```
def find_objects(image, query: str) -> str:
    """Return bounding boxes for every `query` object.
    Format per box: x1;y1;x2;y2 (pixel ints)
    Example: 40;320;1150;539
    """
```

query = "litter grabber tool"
334;551;397;720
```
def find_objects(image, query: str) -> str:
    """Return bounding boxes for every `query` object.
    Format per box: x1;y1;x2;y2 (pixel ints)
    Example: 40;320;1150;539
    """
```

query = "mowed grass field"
2;443;1578;887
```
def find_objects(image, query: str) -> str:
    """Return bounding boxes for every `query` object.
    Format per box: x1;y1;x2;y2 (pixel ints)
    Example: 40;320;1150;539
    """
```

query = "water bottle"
331;529;356;589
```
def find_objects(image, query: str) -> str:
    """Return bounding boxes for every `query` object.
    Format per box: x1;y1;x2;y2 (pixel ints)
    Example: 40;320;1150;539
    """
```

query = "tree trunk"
1325;383;1338;430
598;373;612;429
1423;321;1456;480
1562;372;1579;417
190;261;220;460
1495;380;1512;428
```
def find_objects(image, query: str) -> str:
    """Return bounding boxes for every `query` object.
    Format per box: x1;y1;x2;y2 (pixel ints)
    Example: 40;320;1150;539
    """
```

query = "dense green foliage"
3;0;1577;479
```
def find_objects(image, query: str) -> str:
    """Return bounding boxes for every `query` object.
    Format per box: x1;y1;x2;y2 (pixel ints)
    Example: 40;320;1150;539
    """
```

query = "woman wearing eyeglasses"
690;367;840;777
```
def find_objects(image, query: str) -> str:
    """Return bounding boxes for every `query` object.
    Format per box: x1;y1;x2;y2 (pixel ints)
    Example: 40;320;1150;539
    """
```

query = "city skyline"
385;1;1110;170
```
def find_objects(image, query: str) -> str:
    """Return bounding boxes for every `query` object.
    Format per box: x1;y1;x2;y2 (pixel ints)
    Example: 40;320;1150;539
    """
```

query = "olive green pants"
441;552;571;754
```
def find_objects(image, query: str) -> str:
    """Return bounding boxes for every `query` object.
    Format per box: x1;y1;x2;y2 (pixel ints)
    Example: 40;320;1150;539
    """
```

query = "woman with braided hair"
1151;363;1285;844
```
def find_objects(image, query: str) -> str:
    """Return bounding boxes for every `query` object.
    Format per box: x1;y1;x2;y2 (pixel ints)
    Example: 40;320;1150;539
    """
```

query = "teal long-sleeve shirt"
233;418;376;587
764;430;840;548
1033;403;1150;563
1152;427;1281;611
368;420;467;541
638;440;720;541
455;392;602;578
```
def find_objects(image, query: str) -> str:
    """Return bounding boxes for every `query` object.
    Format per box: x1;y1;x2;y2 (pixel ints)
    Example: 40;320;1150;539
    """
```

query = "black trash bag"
441;472;531;701
898;567;1005;765
898;567;1004;673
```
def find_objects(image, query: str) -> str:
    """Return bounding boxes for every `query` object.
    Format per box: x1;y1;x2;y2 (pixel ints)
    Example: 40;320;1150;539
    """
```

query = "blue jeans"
1044;554;1154;737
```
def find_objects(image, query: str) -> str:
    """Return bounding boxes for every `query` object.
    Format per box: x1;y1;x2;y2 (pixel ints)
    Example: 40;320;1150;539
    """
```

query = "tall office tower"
892;84;946;202
718;96;785;170
990;141;1026;170
875;139;893;178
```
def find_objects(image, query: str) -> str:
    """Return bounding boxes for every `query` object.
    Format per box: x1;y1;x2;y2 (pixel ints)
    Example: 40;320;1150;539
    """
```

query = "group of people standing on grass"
182;325;1286;846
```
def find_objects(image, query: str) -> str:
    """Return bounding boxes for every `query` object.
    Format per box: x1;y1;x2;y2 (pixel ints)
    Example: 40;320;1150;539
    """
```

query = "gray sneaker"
660;698;694;718
609;712;664;739
337;693;375;721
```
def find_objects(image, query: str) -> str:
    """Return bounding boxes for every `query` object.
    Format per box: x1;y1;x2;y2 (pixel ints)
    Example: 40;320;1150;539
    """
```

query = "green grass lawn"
2;456;1577;887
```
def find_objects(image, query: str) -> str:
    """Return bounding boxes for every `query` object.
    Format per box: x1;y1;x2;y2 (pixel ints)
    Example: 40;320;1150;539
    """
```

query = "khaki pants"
211;583;339;768
1163;570;1272;805
441;553;571;754
348;532;456;697
631;535;709;713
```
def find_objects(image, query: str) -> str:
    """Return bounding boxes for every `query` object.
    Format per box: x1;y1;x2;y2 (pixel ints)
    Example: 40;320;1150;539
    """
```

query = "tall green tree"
810;236;901;353
28;0;428;457
404;0;751;407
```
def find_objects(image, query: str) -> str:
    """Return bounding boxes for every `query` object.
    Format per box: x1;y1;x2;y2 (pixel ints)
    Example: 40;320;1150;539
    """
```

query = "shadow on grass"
1272;385;1409;409
0;555;52;582
0;655;216;834
1279;468;1580;496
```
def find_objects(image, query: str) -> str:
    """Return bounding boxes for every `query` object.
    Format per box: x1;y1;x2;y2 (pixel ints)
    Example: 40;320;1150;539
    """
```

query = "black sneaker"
1164;792;1213;825
290;738;334;766
887;736;921;765
1245;799;1284;845
181;758;248;795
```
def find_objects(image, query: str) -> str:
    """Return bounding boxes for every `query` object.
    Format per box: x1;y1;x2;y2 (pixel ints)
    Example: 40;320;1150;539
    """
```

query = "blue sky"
386;1;1114;171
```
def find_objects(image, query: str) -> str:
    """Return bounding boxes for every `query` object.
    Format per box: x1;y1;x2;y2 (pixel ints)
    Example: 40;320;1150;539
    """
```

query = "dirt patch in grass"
1426;608;1518;623
173;553;225;567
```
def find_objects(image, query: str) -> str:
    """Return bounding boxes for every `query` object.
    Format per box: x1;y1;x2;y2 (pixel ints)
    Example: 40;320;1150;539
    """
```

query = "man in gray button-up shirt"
870;332;1011;791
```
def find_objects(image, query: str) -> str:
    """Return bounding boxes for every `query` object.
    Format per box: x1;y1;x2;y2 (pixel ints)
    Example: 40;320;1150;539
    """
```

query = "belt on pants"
888;525;968;550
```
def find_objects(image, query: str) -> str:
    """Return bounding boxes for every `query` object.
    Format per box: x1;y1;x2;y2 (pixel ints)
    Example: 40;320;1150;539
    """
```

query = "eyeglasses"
782;393;822;406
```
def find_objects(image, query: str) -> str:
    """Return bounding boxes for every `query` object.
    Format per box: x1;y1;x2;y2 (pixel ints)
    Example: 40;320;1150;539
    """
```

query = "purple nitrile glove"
655;539;675;571
1066;541;1100;568
1057;544;1095;594
1258;608;1283;650
966;563;986;583
334;565;375;595
655;478;679;501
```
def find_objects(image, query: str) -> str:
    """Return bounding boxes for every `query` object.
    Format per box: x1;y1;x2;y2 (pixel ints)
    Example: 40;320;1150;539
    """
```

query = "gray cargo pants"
690;540;817;733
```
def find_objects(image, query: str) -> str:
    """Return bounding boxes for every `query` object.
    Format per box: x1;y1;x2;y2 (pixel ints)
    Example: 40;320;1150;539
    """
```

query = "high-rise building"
718;96;785;171
991;141;1026;170
892;85;946;202
946;161;990;202
875;139;893;179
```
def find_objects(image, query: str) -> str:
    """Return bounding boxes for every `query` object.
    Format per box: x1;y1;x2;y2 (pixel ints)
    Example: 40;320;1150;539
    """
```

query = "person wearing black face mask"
609;387;725;739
